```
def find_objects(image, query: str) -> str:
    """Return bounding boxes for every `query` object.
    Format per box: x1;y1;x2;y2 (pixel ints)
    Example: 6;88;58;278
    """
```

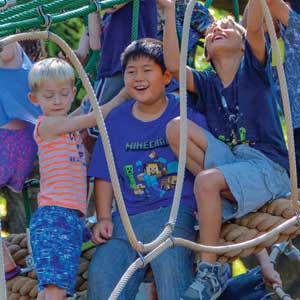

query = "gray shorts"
203;130;290;221
86;73;124;137
94;72;124;105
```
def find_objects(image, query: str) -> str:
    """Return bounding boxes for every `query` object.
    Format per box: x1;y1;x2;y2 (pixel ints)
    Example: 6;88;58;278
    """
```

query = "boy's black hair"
121;38;166;73
285;0;300;13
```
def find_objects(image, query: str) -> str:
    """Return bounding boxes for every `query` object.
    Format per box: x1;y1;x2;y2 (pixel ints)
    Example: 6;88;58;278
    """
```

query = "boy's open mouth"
212;34;226;42
135;85;148;91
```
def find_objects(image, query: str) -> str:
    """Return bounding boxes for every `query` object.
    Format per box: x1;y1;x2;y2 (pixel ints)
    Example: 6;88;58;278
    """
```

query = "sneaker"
181;262;227;300
220;263;231;288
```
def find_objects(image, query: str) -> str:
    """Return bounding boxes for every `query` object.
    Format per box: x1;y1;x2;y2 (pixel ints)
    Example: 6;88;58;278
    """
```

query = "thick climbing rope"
108;0;299;298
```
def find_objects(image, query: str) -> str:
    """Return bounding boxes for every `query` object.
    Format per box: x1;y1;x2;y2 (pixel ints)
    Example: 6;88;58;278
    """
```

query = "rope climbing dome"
0;0;299;299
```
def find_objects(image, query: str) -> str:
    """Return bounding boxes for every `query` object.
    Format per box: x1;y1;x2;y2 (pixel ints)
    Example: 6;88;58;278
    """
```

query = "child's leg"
43;285;66;300
37;286;66;300
3;241;21;280
194;168;231;264
166;117;207;176
37;290;45;300
3;242;16;273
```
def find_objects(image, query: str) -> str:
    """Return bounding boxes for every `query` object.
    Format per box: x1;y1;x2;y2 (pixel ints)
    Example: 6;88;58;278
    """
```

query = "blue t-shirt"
279;9;300;129
88;94;208;215
97;0;157;79
192;41;288;171
0;51;41;126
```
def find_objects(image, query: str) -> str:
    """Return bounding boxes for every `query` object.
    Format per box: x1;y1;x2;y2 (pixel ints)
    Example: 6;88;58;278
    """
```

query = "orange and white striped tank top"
34;116;87;216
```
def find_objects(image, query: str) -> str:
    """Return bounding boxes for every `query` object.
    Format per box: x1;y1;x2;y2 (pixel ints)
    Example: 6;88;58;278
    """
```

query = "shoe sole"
179;289;222;300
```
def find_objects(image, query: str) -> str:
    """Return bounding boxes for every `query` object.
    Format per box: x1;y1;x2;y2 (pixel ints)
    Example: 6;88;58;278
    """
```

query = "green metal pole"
232;0;240;22
205;0;213;9
131;0;139;41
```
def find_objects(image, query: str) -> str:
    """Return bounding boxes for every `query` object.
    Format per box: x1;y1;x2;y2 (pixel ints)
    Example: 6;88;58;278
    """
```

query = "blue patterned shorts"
30;206;83;296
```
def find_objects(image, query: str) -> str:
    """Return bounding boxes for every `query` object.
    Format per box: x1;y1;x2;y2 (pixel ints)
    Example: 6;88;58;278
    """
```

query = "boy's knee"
194;170;224;195
166;117;180;145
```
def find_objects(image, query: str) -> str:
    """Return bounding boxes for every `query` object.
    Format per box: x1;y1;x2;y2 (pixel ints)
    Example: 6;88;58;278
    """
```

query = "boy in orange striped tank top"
27;58;123;300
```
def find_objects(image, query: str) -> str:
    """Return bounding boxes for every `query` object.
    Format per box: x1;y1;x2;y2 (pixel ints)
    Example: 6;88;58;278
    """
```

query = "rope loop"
90;0;101;12
138;240;145;253
293;208;300;227
169;236;176;248
36;5;52;30
137;250;146;268
164;221;175;232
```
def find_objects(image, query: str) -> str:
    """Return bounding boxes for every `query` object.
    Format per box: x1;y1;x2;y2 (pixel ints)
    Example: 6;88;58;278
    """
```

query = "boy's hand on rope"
92;218;114;244
260;262;282;286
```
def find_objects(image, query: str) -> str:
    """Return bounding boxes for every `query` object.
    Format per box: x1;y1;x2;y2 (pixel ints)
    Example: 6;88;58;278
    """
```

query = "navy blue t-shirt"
97;0;157;79
192;41;288;171
88;94;208;215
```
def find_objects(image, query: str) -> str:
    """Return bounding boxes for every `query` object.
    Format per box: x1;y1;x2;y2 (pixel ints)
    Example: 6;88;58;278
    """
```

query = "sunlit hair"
204;17;246;58
206;17;246;39
121;38;166;73
29;57;75;91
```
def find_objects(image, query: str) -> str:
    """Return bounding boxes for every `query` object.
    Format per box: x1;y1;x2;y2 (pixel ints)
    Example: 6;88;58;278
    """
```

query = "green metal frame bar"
131;0;139;42
0;0;130;36
0;0;88;25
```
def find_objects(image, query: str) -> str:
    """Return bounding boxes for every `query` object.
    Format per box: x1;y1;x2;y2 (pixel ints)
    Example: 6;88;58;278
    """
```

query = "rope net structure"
0;0;299;299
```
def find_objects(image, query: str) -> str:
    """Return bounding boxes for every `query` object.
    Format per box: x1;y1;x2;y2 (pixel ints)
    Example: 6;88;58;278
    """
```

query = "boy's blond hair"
29;57;75;91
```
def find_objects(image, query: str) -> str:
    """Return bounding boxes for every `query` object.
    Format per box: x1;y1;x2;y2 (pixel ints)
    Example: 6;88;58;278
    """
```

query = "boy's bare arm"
94;178;113;221
88;12;101;51
73;28;90;63
246;0;266;65
255;249;282;285
267;0;290;27
159;0;196;93
38;112;97;140
92;178;114;244
50;88;128;139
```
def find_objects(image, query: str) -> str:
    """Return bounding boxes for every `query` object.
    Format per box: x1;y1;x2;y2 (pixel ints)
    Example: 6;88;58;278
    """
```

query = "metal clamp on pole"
90;0;101;12
37;5;52;31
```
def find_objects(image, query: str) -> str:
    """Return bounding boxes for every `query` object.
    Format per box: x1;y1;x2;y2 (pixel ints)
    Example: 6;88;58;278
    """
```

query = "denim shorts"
203;130;290;221
0;124;37;192
88;205;197;300
30;206;83;296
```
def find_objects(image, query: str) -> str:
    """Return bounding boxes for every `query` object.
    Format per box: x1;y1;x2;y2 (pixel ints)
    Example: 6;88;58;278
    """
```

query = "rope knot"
37;5;52;30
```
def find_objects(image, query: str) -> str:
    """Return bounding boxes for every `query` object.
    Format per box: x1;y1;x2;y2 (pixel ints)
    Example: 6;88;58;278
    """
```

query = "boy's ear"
163;70;172;86
71;86;77;98
28;92;39;106
204;45;211;62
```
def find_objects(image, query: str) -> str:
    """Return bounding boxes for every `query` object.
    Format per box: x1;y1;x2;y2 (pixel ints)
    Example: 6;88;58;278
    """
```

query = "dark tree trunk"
1;188;26;233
